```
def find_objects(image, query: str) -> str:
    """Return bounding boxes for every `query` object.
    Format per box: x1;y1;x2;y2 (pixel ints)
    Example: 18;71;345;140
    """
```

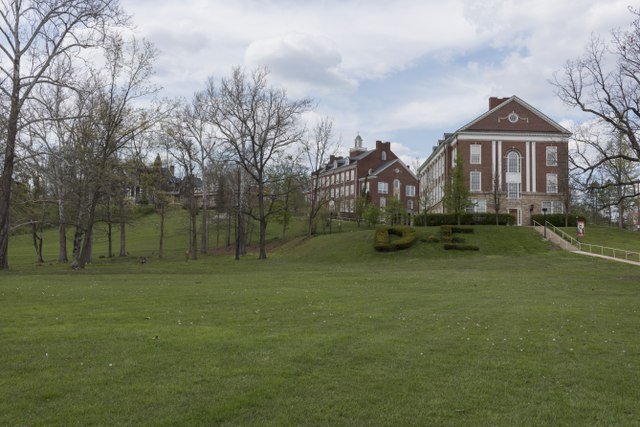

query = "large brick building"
418;96;571;225
315;137;419;218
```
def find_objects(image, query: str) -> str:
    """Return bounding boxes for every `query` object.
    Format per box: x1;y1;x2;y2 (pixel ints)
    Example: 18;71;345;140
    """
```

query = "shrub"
374;226;418;252
443;244;480;251
531;214;582;227
415;213;513;226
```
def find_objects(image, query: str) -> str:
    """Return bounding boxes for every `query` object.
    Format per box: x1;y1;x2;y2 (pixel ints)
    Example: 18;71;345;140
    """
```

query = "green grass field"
2;213;640;426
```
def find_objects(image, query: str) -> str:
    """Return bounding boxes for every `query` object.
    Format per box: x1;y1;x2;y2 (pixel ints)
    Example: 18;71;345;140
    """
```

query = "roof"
367;159;418;180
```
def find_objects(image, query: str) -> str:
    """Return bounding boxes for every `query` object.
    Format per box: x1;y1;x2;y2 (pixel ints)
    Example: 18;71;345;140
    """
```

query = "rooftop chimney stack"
489;96;510;110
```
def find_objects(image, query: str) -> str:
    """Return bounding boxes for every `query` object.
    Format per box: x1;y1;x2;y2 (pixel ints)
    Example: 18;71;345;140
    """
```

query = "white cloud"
245;33;357;94
119;0;636;157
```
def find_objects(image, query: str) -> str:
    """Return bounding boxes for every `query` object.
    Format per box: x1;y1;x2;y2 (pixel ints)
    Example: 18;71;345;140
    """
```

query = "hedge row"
530;214;584;227
414;213;514;226
374;226;418;252
444;243;480;251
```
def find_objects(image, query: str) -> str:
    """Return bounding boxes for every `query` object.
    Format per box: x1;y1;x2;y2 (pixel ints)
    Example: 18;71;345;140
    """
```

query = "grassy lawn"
2;218;640;426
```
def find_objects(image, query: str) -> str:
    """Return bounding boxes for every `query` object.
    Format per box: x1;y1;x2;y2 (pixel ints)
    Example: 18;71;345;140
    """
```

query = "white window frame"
506;151;521;174
546;146;558;167
507;182;521;199
546;173;558;193
470;144;481;164
470;171;481;192
378;181;388;194
405;185;416;197
542;201;563;214
467;199;487;213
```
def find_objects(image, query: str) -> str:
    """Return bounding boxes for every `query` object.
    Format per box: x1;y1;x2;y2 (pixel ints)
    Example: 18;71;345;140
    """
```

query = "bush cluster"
530;214;583;227
374;226;418;252
439;225;480;251
414;213;514;226
444;243;480;251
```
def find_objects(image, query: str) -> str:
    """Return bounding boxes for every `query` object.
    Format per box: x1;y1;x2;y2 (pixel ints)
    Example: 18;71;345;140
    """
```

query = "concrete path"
531;225;640;266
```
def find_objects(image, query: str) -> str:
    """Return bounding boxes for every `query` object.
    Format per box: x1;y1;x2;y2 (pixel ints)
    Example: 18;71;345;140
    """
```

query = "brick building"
418;96;571;225
315;136;419;219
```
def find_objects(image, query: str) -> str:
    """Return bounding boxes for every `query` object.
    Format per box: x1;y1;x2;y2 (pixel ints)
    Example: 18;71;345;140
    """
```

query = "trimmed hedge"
374;226;418;252
440;225;474;234
414;213;514;226
443;243;480;251
531;214;583;227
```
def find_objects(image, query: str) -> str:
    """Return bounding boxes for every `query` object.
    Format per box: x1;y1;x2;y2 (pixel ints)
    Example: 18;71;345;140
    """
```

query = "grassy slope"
2;215;640;426
560;224;640;252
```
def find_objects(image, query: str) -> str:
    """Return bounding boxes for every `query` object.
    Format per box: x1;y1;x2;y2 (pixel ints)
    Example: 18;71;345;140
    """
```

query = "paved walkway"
531;225;640;266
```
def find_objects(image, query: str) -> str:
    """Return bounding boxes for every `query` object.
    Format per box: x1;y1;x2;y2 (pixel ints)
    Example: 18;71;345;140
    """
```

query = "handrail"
532;220;640;263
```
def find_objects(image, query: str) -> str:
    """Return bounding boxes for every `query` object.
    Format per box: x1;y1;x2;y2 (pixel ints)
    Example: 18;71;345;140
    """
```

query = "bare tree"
552;8;640;211
70;35;164;269
181;92;220;255
208;67;312;259
162;116;200;260
0;0;128;269
302;117;338;238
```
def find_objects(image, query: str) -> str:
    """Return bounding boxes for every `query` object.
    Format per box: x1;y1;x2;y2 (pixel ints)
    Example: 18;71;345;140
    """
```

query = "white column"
497;141;503;190
531;142;537;193
491;140;496;190
525;141;531;193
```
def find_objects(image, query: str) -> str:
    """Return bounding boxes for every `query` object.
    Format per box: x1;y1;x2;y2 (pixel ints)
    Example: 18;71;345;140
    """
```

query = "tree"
268;154;306;240
0;0;128;270
180;92;220;255
302;117;338;238
552;8;640;211
443;151;472;225
70;35;164;269
491;162;504;225
162;116;200;261
208;67;312;259
142;154;172;259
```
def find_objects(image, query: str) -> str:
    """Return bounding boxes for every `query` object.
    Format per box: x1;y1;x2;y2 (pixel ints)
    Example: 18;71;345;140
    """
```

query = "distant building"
418;96;571;225
314;136;419;219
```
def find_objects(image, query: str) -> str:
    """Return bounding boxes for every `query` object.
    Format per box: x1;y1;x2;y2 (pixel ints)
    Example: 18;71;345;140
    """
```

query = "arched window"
381;151;387;161
506;151;522;199
506;151;521;173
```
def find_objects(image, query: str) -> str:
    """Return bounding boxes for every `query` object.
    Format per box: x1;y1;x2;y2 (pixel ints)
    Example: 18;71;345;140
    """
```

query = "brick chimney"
375;140;391;151
489;96;510;110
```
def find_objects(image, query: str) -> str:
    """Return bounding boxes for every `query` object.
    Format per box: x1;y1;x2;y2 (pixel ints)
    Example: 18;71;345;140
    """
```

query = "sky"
120;0;635;167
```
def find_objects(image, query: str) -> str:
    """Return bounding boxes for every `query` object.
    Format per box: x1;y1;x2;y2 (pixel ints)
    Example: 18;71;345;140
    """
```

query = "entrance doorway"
508;208;522;226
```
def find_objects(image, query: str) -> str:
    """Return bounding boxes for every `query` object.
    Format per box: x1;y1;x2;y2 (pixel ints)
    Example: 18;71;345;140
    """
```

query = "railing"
532;220;640;263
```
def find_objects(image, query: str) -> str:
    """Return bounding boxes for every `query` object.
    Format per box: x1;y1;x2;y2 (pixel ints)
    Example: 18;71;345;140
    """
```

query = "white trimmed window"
405;185;416;197
470;144;481;164
546;173;558;193
467;199;487;213
378;182;388;194
380;196;386;208
506;151;521;173
470;171;481;192
507;182;521;199
546;146;558;166
542;201;563;214
407;200;414;210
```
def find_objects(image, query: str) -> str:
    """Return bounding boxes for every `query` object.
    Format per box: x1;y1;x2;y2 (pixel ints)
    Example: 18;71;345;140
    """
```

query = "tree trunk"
0;78;21;270
257;182;267;260
201;183;208;254
190;208;198;260
58;199;68;263
106;196;113;258
77;195;99;268
32;222;44;263
119;197;126;256
158;203;164;259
